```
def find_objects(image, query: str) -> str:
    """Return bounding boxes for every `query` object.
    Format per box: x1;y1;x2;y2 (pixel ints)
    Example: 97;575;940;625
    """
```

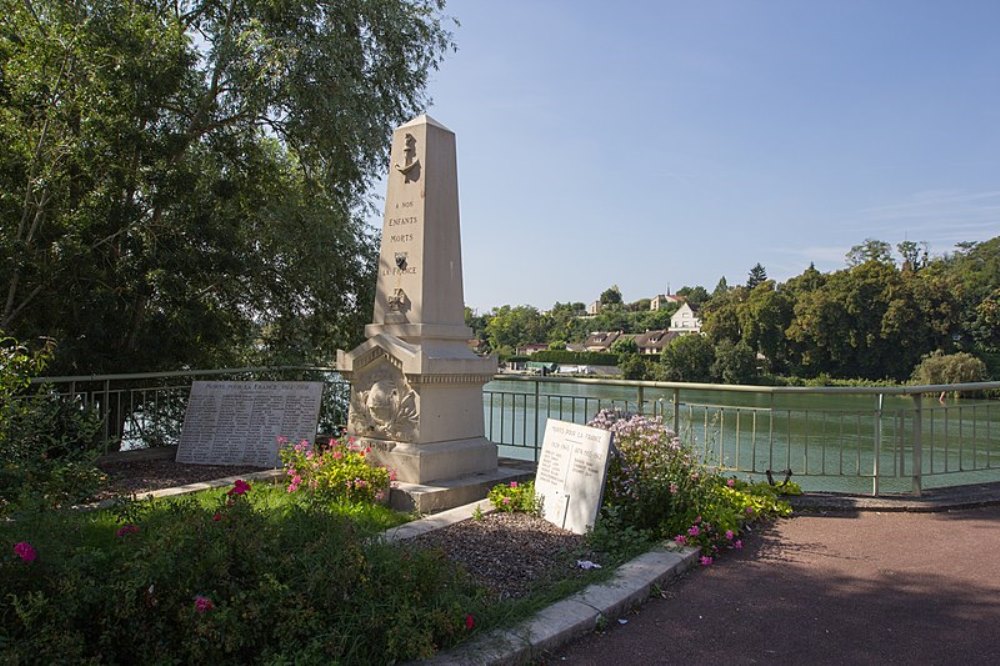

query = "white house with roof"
668;303;702;334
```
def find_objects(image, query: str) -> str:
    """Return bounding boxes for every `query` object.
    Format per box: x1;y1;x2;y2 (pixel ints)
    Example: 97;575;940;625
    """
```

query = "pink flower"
333;450;343;459
465;614;475;630
502;497;511;505
745;507;754;516
194;595;214;613
227;479;251;496
734;540;743;550
725;530;734;541
116;524;140;537
669;482;679;494
688;525;700;537
276;436;288;445
509;481;519;488
674;535;687;545
727;478;735;488
13;542;36;563
700;555;713;566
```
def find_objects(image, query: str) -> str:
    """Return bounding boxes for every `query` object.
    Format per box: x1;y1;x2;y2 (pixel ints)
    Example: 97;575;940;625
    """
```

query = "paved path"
547;505;1000;665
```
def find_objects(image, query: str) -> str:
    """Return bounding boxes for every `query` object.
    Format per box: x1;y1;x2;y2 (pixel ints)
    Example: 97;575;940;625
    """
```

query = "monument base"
388;461;535;514
358;436;497;485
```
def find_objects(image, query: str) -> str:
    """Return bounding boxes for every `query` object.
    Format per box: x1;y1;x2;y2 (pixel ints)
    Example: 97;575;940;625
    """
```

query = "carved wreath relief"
348;355;418;442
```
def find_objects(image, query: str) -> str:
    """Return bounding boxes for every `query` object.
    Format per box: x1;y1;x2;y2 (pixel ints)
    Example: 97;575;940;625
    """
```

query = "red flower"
194;595;214;613
13;542;36;563
465;614;475;631
116;524;140;537
227;479;251;496
212;512;222;522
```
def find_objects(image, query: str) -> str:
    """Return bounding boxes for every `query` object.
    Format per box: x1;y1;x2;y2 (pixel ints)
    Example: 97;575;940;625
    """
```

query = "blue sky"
372;0;1000;313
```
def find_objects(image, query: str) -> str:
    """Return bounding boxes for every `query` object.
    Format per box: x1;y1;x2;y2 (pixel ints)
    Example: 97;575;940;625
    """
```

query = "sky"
370;0;1000;313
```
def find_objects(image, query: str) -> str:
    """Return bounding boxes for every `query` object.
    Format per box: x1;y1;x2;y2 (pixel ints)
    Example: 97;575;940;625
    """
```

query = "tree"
910;350;987;385
846;239;893;267
737;281;792;373
676;285;709;308
746;264;768;290
897;240;929;271
711;339;758;385
970;287;1000;351
712;277;730;299
659;334;714;382
0;0;453;374
600;285;623;306
484;305;548;351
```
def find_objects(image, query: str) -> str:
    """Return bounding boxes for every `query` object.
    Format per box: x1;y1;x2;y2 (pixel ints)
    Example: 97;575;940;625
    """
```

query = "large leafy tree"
0;0;453;373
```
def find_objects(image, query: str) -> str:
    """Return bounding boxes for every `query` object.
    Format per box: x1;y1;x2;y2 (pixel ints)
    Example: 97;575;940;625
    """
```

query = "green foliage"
487;480;539;514
600;285;623;306
530;350;619;366
1;332;105;513
0;0;453;374
746;263;768;289
711;339;758;384
484;305;548;352
846;238;894;266
280;438;392;504
0;482;480;664
658;334;714;382
910;350;988;385
587;410;791;563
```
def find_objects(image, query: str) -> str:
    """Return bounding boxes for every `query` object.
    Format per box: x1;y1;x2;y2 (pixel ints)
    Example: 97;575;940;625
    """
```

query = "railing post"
637;385;644;415
672;388;680;435
912;393;923;496
533;379;541;462
102;379;111;454
872;393;883;496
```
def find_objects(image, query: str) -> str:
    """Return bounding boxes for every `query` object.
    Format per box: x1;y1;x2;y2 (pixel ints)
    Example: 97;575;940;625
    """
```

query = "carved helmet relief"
349;353;418;441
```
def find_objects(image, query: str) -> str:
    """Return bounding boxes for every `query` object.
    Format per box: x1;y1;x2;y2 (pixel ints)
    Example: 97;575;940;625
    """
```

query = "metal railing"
30;366;349;453
484;376;1000;496
29;369;1000;496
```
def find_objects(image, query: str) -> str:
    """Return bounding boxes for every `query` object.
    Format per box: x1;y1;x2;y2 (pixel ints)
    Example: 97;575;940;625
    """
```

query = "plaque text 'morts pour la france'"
534;418;613;535
176;381;324;467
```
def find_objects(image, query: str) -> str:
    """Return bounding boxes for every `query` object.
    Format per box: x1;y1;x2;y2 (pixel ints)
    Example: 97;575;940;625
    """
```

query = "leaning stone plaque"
175;381;324;467
534;418;613;535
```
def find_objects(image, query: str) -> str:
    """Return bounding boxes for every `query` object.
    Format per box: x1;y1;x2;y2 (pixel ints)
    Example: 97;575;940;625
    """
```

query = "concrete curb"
394;501;699;666
72;469;284;512
790;480;1000;513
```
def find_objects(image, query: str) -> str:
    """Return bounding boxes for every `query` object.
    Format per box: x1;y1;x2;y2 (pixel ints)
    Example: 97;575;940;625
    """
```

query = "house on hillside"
517;343;550;356
633;330;679;355
587;300;602;315
668;303;702;334
650;293;684;311
582;330;624;352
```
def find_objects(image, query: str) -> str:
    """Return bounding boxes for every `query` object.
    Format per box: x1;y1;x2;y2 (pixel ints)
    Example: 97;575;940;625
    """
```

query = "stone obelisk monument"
337;115;498;486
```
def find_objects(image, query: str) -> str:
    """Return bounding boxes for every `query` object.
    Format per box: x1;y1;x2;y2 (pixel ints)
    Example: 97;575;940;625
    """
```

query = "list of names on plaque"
175;381;324;467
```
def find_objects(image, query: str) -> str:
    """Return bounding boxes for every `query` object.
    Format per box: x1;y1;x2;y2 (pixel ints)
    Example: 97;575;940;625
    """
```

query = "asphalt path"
547;505;1000;665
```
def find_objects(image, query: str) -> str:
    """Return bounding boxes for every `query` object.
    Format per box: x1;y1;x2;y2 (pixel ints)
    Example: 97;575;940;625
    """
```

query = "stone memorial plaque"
176;381;323;467
534;418;613;535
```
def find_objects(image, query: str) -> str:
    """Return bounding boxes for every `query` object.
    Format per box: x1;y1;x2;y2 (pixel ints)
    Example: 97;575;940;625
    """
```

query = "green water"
483;379;1000;495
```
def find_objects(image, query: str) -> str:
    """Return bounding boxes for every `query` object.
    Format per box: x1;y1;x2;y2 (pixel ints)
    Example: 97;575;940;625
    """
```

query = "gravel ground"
410;511;604;600
94;458;269;500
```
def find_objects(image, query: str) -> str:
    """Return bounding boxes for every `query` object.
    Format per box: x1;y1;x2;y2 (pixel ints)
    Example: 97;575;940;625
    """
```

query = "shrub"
1;480;481;664
588;409;791;562
910;350;988;386
279;437;392;504
529;350;618;366
487;480;538;514
1;333;105;513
